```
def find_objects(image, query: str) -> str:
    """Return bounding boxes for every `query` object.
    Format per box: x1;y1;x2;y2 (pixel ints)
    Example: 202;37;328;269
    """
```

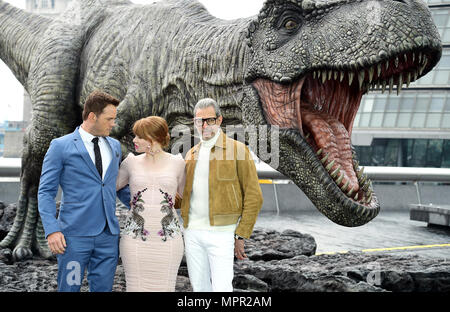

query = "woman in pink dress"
116;116;186;291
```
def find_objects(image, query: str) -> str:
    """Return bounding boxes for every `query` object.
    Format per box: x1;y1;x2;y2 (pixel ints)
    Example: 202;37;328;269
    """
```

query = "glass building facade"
353;1;450;168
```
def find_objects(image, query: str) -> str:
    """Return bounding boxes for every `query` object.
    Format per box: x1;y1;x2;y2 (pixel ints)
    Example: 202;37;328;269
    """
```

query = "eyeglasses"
193;117;218;126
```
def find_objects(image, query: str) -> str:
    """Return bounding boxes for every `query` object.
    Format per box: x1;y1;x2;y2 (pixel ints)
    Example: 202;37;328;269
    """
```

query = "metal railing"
2;158;450;209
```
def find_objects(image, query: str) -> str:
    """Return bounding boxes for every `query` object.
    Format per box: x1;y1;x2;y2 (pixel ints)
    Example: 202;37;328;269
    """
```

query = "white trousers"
184;229;234;292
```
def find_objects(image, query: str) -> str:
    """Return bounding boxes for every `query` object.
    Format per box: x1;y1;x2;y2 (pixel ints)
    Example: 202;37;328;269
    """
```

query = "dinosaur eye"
284;20;298;30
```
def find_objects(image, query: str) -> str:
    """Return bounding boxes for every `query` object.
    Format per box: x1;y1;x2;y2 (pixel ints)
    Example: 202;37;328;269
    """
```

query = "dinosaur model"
0;0;442;260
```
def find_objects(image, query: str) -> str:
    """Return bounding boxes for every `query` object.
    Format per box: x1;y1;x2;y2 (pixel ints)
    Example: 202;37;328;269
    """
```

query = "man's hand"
47;232;66;254
234;239;247;260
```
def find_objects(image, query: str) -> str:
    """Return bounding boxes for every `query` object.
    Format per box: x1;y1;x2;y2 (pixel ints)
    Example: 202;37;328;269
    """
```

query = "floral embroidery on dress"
158;189;182;241
123;188;149;241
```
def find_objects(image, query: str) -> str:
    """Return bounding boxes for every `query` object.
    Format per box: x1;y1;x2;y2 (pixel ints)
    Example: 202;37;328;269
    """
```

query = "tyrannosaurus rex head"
241;0;442;226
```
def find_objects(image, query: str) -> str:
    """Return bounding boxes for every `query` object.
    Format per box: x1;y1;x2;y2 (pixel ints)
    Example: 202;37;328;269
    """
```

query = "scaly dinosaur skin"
0;0;441;260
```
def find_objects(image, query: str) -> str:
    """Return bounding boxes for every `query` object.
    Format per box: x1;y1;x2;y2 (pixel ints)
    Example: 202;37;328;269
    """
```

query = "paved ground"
255;209;450;260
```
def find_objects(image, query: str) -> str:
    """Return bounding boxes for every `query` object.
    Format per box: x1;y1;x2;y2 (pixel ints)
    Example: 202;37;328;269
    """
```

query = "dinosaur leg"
0;24;83;261
0;107;79;261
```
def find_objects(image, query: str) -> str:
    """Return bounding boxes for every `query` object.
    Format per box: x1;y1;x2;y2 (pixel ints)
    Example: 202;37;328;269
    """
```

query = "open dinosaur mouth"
253;50;430;205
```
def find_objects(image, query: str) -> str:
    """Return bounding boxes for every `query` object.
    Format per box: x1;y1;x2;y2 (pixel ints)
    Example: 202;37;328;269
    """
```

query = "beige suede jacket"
180;130;263;239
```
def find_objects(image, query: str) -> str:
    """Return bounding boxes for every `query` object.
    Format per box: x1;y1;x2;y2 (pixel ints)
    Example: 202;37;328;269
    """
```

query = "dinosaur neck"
0;1;50;89
182;19;250;86
160;13;251;123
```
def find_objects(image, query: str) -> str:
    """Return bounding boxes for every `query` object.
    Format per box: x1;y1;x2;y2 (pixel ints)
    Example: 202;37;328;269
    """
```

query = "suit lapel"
72;128;102;180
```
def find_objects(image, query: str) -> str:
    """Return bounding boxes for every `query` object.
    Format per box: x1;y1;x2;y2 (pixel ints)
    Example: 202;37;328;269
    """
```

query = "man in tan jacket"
181;98;263;292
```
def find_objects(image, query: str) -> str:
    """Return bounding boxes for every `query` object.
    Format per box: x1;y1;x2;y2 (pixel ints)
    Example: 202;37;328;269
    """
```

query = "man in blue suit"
38;90;129;292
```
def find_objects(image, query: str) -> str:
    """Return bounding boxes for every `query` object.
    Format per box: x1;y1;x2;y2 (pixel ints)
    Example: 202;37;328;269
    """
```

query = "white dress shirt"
78;126;112;180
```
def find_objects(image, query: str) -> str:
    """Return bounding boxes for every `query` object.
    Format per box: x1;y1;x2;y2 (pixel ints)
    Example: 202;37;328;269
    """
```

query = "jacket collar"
72;127;117;181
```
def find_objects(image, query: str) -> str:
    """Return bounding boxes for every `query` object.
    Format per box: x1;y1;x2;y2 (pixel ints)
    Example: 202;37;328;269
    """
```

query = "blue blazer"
38;127;130;238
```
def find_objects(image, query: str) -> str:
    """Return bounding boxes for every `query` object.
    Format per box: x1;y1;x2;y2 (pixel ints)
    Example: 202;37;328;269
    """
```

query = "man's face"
91;104;117;137
194;106;222;140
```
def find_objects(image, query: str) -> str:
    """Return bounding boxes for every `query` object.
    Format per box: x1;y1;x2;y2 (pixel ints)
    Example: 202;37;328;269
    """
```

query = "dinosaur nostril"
392;0;407;3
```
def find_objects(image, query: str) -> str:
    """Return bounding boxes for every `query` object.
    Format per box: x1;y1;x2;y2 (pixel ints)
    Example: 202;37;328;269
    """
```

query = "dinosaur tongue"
301;108;359;193
253;77;360;193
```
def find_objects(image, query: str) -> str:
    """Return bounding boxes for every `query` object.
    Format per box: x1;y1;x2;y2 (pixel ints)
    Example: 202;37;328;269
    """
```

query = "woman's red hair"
133;116;170;149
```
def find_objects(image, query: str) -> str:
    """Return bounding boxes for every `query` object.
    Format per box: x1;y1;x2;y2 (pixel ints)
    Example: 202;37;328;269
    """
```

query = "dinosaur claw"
12;246;33;262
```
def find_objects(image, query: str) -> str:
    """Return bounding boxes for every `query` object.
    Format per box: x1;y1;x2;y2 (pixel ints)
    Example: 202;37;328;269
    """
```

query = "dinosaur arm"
37;139;63;238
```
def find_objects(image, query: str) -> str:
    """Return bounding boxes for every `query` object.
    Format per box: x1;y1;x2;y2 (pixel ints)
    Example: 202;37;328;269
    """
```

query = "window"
426;140;443;167
442;141;450;167
355;139;450;168
431;9;450;43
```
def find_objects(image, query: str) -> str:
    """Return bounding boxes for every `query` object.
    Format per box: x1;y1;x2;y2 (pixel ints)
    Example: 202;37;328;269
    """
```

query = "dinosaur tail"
0;0;51;90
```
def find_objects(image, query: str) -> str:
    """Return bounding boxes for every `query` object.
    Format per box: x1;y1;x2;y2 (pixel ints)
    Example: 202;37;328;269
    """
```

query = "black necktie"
92;137;103;178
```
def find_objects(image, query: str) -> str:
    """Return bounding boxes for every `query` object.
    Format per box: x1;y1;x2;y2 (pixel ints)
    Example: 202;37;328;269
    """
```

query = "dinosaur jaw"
252;50;431;209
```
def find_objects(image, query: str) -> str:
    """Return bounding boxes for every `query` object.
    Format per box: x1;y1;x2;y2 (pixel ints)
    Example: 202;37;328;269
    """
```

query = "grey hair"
194;98;222;117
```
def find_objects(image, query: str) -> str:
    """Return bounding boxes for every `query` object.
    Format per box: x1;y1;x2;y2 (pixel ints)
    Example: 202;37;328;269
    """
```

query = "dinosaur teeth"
357;166;365;180
336;172;344;185
362;179;371;192
331;165;341;179
310;52;421;95
326;159;335;171
397;75;403;95
381;80;387;93
341;180;350;192
368;66;374;83
421;56;428;71
359;174;368;187
366;193;372;204
419;64;425;75
347;187;355;197
348;72;354;86
358;70;365;89
321;153;329;164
